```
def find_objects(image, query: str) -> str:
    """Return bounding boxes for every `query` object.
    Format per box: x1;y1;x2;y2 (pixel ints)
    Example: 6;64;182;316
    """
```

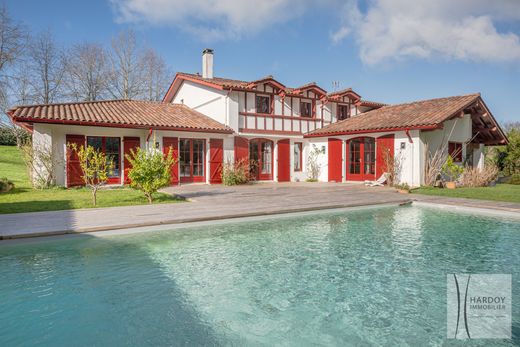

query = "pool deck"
1;182;519;240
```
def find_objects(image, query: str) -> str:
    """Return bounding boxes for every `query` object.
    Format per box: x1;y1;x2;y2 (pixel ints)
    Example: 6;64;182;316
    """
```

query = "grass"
0;145;182;214
412;184;520;203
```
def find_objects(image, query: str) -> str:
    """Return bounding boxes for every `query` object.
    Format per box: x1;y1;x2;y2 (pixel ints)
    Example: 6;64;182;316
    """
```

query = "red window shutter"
376;134;394;179
66;134;86;187
163;137;179;185
328;138;342;182
209;139;224;184
234;137;249;163
277;139;290;182
123;137;140;184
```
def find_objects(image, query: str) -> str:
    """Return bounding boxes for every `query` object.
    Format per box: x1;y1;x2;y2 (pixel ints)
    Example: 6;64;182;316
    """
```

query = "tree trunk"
92;187;97;206
146;192;152;204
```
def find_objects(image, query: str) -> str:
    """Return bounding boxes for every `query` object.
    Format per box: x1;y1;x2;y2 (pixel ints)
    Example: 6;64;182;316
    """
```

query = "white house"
8;49;507;187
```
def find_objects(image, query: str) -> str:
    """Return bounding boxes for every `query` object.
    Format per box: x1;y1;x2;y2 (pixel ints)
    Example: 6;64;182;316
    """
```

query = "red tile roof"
163;72;360;102
357;100;387;108
307;93;482;136
8;99;233;133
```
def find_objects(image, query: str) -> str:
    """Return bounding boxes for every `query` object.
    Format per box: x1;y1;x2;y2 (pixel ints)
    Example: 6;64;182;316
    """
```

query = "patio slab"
0;183;410;240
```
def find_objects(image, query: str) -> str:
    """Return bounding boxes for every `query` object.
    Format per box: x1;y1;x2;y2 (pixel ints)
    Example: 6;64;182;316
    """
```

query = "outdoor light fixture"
401;142;406;149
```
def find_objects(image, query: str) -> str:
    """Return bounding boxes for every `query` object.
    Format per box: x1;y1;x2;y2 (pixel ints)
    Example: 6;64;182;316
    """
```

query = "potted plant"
441;156;463;189
394;183;410;194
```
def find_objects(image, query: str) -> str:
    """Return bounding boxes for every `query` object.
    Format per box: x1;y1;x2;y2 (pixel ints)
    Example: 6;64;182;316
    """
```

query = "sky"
7;0;520;123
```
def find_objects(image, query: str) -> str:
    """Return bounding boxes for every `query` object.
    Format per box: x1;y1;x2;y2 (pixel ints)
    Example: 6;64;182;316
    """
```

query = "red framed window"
256;95;271;114
300;101;312;118
86;136;121;184
337;104;350;120
294;142;302;171
179;138;206;182
448;142;463;162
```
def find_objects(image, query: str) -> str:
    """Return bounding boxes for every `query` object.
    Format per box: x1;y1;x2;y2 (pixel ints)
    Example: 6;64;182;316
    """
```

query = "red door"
123;137;140;184
347;137;376;181
209;138;223;184
66;134;85;187
249;139;273;181
277;139;290;182
179;138;205;183
376;134;394;179
328;138;342;182
163;137;179;185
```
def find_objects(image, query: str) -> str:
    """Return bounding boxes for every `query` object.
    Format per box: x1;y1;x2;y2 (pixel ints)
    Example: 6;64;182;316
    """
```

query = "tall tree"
141;48;169;101
108;29;144;99
64;42;109;101
28;30;65;104
0;5;26;111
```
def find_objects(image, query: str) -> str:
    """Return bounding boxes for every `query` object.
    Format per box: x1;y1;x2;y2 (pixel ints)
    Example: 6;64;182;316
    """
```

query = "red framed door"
179;138;206;183
66;134;85;187
163;137;179;185
328;138;343;182
209;138;223;184
347;137;376;181
376;134;394;179
249;139;273;181
277;139;290;182
124;137;140;184
86;137;121;184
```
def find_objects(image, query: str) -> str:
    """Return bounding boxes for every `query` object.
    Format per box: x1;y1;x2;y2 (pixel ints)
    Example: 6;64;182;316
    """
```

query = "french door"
179;138;205;183
347;137;375;181
249;139;273;180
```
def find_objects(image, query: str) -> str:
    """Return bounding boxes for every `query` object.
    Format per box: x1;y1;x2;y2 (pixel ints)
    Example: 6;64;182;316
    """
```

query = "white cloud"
332;0;520;64
110;0;311;41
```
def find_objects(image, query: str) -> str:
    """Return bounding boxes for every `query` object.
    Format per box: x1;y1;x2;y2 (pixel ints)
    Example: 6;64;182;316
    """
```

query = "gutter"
303;124;441;138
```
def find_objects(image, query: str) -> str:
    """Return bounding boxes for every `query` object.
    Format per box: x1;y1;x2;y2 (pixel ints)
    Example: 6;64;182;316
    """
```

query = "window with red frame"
86;136;121;182
294;142;302;171
448;142;463;162
256;95;271;114
300;101;312;117
337;104;350;120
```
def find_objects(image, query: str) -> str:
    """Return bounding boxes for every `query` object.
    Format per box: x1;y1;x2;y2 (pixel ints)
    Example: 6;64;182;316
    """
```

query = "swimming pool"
1;205;518;346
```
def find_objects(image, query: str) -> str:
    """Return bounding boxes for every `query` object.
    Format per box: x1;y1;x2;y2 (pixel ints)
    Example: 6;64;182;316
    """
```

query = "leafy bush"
0;125;30;146
441;156;464;182
491;123;520;175
0;177;14;193
221;158;251;186
459;165;499;187
507;174;520;185
125;147;176;203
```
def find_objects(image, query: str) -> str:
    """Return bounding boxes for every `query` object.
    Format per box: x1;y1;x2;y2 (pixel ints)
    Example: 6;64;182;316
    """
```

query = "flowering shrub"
221;158;252;186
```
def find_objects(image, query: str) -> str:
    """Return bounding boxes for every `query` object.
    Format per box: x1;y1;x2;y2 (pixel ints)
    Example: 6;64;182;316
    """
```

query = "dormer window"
256;95;271;114
338;104;350;120
301;101;312;118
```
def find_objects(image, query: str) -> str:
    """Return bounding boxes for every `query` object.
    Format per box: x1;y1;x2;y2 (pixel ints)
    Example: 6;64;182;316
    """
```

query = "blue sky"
7;0;520;123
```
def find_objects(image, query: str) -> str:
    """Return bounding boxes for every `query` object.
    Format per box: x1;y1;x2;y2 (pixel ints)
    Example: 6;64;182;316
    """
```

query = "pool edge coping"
0;199;412;242
3;198;520;243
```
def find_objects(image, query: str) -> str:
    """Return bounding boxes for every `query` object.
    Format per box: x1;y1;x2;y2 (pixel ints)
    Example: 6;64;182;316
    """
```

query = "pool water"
1;205;519;346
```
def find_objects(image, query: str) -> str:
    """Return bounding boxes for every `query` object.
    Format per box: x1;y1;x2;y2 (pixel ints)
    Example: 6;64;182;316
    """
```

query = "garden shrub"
507;174;520;185
221;158;251;186
459;165;499;187
0;178;14;193
0;125;30;146
125;147;176;203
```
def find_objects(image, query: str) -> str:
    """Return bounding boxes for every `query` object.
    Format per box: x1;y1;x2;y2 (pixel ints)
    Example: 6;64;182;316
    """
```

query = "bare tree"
108;29;144;99
28;30;65;104
141;48;169;101
64;42;109;101
0;5;26;112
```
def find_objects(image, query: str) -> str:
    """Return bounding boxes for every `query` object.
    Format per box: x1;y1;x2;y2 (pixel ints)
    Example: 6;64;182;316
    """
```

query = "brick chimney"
202;48;214;79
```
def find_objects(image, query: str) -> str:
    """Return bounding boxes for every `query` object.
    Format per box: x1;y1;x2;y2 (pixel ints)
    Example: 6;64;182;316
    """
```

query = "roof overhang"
304;124;441;138
9;116;234;134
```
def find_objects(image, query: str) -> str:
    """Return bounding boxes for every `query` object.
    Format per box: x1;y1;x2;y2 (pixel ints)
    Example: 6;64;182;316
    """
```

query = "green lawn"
0;145;182;214
413;184;520;203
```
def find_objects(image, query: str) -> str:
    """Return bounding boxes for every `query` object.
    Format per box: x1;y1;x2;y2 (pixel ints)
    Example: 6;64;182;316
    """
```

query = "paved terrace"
0;183;411;239
1;182;520;240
